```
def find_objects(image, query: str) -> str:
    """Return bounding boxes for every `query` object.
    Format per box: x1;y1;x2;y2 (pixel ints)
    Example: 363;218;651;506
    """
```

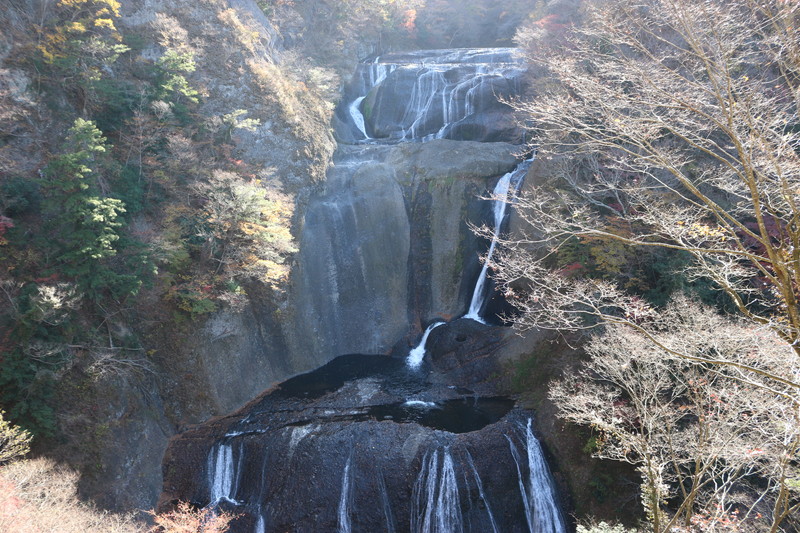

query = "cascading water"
464;451;499;533
338;48;524;143
164;47;568;533
338;456;353;533
464;158;533;323
411;449;464;533
208;442;237;505
507;419;567;533
407;321;445;368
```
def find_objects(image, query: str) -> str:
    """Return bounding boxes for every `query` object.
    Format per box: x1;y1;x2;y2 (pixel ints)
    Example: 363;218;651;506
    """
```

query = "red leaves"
558;261;585;277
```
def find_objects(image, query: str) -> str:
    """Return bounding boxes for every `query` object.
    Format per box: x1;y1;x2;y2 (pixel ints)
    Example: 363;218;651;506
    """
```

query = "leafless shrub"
499;0;800;407
148;501;234;533
499;0;800;529
0;458;142;533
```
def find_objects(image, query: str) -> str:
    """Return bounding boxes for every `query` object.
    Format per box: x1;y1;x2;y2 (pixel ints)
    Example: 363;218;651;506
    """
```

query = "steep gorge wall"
288;140;520;359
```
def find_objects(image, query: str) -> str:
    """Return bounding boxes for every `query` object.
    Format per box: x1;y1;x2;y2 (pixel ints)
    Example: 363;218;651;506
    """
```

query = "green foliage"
220;109;261;140
113;163;146;215
169;287;217;318
0;282;80;437
583;434;601;455
0;410;33;464
35;0;130;113
0;348;59;438
1;177;41;217
44;119;150;300
587;472;615;503
155;50;199;104
88;77;138;133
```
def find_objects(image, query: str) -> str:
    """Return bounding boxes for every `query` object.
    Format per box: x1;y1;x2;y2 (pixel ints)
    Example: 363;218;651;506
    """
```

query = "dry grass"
0;458;144;533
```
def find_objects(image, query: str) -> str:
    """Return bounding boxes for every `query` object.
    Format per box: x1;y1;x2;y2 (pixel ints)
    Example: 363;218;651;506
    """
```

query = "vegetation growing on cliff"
502;0;800;530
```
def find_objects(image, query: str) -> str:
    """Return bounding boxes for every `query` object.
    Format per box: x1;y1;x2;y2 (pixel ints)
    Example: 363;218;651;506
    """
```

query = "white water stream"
507;419;567;533
411;449;465;533
345;48;521;143
407;321;446;368
208;442;238;505
465;451;500;533
338;456;353;533
464;158;532;323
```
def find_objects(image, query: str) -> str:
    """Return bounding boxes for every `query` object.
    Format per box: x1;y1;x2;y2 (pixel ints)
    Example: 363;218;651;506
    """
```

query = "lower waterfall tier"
159;322;567;533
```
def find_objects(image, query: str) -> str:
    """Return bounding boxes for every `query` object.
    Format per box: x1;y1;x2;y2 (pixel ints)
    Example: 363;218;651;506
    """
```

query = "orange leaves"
149;501;235;533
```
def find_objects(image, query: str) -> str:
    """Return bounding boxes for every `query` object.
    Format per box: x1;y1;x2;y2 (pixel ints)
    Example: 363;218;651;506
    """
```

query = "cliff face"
120;0;336;189
288;140;520;360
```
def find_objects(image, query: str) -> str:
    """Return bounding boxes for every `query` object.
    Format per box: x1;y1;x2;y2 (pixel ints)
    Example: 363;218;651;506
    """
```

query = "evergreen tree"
45;119;140;299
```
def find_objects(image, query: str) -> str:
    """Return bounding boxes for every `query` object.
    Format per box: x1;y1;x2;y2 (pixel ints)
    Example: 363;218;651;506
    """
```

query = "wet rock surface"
335;48;526;144
288;140;521;361
160;320;570;532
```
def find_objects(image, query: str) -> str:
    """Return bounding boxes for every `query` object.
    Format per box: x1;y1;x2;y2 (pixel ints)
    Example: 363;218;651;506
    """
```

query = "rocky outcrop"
159;327;569;532
120;0;335;189
286;140;521;360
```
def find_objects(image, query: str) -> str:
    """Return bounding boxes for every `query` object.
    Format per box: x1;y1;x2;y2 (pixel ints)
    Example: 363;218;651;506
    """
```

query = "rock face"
120;0;335;190
287;140;521;360
159;325;568;532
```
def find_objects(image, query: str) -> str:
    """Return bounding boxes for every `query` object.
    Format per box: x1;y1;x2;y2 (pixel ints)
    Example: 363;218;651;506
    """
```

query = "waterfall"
349;96;368;138
378;471;397;533
208;442;237;504
506;419;566;533
464;451;499;533
340;48;523;143
464;159;532;323
347;60;396;141
338;456;353;533
407;321;445;368
179;48;569;533
411;449;464;533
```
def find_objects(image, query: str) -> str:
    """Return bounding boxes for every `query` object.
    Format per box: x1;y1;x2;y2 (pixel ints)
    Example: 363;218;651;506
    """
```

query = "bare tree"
497;0;800;398
550;298;800;532
493;0;800;529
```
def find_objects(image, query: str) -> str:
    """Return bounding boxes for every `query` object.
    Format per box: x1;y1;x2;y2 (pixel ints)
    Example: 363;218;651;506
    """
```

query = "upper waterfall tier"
335;48;526;144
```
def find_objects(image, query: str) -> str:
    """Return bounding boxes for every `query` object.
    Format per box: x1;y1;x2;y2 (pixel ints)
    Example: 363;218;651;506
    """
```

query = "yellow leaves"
40;0;123;66
66;21;88;34
685;222;727;240
93;18;117;31
57;0;121;17
238;221;263;236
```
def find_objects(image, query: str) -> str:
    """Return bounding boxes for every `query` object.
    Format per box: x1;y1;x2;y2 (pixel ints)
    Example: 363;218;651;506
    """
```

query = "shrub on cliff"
44;118;151;300
148;501;234;533
0;411;31;465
